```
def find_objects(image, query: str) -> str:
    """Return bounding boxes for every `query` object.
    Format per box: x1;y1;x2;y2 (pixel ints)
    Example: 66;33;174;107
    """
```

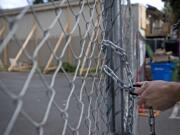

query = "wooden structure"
8;24;37;71
146;5;171;38
0;21;8;67
43;23;70;74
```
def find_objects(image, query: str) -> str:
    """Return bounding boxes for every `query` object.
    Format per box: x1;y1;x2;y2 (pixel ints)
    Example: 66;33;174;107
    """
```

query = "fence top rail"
0;0;95;17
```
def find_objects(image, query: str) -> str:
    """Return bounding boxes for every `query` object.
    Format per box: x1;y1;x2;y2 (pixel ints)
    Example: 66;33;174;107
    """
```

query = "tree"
33;0;44;4
162;0;180;21
163;2;174;23
171;1;180;20
33;0;59;4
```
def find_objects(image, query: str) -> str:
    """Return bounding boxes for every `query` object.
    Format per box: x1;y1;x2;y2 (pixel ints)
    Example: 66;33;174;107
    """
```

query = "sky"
131;0;164;10
0;0;164;10
0;0;30;9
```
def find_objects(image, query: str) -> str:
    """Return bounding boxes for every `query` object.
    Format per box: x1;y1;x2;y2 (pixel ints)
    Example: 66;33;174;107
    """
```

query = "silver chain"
149;107;156;135
102;40;135;134
102;40;156;135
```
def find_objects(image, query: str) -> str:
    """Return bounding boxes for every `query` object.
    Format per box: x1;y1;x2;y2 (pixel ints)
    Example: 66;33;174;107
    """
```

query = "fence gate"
0;0;139;135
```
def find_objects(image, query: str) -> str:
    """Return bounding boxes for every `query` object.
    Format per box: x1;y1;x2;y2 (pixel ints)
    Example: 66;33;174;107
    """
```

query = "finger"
135;87;145;95
135;81;149;95
141;91;158;100
135;82;145;86
141;81;149;88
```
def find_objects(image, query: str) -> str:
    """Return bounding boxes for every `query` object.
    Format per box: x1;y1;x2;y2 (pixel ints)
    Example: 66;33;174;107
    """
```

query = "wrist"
170;82;180;102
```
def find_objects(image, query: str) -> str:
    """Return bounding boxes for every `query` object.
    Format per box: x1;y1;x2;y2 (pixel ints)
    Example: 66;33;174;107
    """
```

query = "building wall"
0;1;101;67
131;4;146;36
0;2;145;68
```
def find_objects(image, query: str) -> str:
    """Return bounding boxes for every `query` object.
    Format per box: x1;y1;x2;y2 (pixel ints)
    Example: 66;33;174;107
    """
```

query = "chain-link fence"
0;0;142;135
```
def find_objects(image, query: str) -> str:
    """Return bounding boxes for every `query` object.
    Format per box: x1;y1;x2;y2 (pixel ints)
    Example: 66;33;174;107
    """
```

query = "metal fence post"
112;0;124;134
104;0;116;134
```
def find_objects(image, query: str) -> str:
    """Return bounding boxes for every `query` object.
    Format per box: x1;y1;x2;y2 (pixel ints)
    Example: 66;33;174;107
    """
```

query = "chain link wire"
0;0;154;135
0;0;109;135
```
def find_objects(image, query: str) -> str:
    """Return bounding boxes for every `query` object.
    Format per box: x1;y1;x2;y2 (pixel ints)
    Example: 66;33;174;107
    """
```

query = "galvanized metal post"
111;0;125;134
104;0;116;134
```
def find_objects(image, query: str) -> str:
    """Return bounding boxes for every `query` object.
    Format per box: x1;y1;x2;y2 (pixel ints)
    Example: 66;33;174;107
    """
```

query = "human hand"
135;81;179;111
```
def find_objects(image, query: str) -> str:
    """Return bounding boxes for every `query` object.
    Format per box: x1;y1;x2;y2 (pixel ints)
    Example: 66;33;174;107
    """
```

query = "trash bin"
151;62;175;81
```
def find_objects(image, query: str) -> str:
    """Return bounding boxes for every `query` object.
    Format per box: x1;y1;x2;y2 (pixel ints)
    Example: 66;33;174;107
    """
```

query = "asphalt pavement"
0;72;180;135
137;106;180;135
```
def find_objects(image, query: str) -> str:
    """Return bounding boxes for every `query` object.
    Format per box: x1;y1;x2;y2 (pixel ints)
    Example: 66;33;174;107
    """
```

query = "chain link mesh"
0;0;141;135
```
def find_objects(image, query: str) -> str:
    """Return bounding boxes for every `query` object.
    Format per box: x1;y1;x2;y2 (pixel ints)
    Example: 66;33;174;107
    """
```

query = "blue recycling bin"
151;62;175;81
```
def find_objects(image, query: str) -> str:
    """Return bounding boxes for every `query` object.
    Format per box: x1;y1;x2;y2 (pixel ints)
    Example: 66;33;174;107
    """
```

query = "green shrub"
61;62;76;73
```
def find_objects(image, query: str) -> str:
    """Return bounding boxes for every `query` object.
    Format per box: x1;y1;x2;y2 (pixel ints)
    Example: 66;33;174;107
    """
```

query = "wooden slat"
1;22;8;66
66;12;73;65
0;26;5;37
79;20;100;75
8;24;36;71
43;23;69;74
